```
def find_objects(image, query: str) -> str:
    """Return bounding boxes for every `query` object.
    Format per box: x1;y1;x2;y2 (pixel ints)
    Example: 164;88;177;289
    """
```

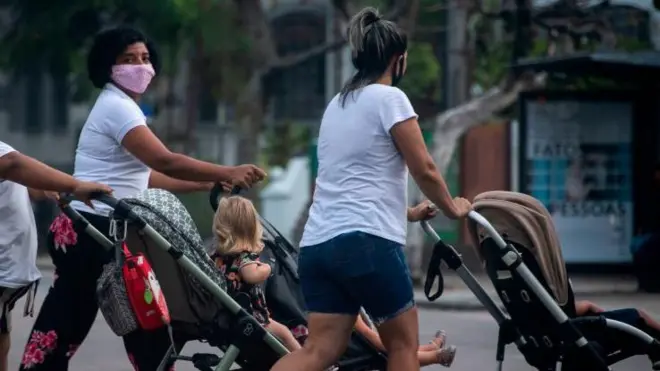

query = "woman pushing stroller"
0;141;111;371
20;26;266;371
272;7;471;371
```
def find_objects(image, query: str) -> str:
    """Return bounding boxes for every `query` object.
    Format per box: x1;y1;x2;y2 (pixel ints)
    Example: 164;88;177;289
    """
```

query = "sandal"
436;345;457;367
430;330;447;348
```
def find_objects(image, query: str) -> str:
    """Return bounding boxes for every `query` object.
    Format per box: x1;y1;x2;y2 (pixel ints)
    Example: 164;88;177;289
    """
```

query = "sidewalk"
414;271;660;317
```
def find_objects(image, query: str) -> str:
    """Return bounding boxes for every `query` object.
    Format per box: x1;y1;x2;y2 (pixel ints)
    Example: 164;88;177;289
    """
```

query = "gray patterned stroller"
59;187;387;371
420;191;660;371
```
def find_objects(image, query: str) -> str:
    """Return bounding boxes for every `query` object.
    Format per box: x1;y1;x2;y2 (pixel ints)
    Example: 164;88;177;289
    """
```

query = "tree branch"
330;0;358;21
269;0;412;71
384;0;413;21
431;72;546;173
269;38;348;70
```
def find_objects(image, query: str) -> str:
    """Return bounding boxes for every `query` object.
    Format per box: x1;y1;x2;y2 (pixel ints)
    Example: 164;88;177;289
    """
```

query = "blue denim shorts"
299;231;415;325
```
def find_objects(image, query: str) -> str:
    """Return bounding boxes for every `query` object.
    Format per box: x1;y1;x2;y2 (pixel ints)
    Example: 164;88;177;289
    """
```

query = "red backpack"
120;243;171;331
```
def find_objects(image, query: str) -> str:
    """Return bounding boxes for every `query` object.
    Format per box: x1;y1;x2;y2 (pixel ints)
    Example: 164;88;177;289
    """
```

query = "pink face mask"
111;64;155;94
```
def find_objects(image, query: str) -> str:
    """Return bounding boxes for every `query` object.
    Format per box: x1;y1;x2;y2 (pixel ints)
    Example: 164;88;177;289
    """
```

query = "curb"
416;298;496;311
414;287;643;311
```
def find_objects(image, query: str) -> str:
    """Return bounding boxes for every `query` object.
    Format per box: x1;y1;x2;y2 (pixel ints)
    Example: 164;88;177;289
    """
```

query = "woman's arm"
0;151;78;193
390;119;459;218
122;126;265;186
148;171;212;194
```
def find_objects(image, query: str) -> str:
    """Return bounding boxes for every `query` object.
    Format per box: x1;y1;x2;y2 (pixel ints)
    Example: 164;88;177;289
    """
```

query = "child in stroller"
573;300;660;344
211;195;302;351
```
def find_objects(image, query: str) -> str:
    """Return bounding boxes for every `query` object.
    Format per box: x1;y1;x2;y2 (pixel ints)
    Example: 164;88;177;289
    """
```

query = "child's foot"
436;345;457;367
430;330;447;348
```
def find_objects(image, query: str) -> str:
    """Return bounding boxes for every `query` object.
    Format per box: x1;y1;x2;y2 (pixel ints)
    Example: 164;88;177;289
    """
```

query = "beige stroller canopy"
466;191;570;306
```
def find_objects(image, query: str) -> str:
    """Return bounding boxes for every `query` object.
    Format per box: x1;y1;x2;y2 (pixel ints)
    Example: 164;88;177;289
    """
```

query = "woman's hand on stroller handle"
420;209;508;249
209;183;243;211
407;200;438;222
226;164;267;190
426;198;471;220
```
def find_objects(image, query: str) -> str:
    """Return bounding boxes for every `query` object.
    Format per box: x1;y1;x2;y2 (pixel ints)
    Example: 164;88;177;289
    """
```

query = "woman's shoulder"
92;87;144;122
363;84;408;99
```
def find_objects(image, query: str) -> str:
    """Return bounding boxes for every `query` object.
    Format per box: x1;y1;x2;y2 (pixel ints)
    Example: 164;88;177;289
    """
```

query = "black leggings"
19;212;174;371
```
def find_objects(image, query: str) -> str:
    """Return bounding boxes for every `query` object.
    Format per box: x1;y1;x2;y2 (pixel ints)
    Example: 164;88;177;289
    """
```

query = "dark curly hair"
87;26;161;89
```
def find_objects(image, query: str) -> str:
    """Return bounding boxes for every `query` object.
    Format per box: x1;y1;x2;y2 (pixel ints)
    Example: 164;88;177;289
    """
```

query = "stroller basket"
420;193;660;371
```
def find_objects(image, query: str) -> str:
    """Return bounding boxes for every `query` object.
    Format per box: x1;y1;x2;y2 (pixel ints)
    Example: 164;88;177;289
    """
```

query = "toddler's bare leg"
266;320;302;351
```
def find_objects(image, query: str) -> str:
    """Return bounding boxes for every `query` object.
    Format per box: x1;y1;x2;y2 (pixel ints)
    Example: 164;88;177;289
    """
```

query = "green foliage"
399;42;441;103
473;41;512;90
616;36;652;52
1;0;198;74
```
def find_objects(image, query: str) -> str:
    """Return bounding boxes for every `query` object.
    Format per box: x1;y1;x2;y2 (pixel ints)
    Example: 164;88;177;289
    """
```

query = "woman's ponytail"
338;7;407;107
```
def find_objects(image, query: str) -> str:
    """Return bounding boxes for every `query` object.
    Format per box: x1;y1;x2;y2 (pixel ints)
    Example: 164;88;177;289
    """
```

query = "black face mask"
391;57;405;87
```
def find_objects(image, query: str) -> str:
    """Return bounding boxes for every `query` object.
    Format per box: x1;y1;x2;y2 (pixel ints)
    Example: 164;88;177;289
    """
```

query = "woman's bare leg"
377;307;420;371
266;320;302;351
270;313;356;371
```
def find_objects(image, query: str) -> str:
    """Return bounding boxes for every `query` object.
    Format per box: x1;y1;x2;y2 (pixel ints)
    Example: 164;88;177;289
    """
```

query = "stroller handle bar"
423;208;506;249
56;194;114;250
466;210;507;248
209;183;242;212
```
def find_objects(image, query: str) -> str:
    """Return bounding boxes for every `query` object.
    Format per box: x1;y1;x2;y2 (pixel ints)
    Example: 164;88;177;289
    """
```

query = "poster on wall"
524;98;633;264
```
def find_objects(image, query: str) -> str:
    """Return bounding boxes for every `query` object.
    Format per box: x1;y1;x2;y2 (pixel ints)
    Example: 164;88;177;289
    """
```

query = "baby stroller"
58;186;387;371
420;191;660;371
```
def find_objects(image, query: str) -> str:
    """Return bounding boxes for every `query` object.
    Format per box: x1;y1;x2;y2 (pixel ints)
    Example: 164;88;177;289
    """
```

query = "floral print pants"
20;212;175;370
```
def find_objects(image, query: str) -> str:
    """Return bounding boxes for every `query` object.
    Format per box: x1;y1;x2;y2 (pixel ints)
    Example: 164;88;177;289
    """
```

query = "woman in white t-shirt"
20;27;266;371
0;141;111;371
271;8;471;371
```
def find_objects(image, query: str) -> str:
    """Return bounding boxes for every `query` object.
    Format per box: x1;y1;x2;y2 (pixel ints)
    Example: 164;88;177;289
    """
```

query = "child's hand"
239;262;271;284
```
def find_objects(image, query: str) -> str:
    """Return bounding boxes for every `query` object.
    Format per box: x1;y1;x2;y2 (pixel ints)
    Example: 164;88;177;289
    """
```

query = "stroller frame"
420;210;660;371
58;194;289;371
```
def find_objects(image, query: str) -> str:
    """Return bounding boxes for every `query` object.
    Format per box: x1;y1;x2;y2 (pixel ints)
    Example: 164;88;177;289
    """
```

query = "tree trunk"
235;73;265;205
182;35;204;154
404;73;547;282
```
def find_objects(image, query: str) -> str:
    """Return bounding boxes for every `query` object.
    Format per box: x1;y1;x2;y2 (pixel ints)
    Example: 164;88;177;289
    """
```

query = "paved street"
7;270;655;370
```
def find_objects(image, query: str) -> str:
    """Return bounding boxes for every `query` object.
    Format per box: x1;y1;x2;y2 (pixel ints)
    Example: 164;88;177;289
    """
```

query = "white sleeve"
0;141;16;158
378;87;418;134
104;100;148;144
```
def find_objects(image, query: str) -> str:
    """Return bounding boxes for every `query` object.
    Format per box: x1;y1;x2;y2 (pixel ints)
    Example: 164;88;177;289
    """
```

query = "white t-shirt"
71;83;151;215
0;141;42;288
300;84;418;246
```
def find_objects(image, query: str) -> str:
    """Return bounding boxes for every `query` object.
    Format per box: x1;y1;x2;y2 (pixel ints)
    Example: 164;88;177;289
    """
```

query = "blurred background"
2;0;660;288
